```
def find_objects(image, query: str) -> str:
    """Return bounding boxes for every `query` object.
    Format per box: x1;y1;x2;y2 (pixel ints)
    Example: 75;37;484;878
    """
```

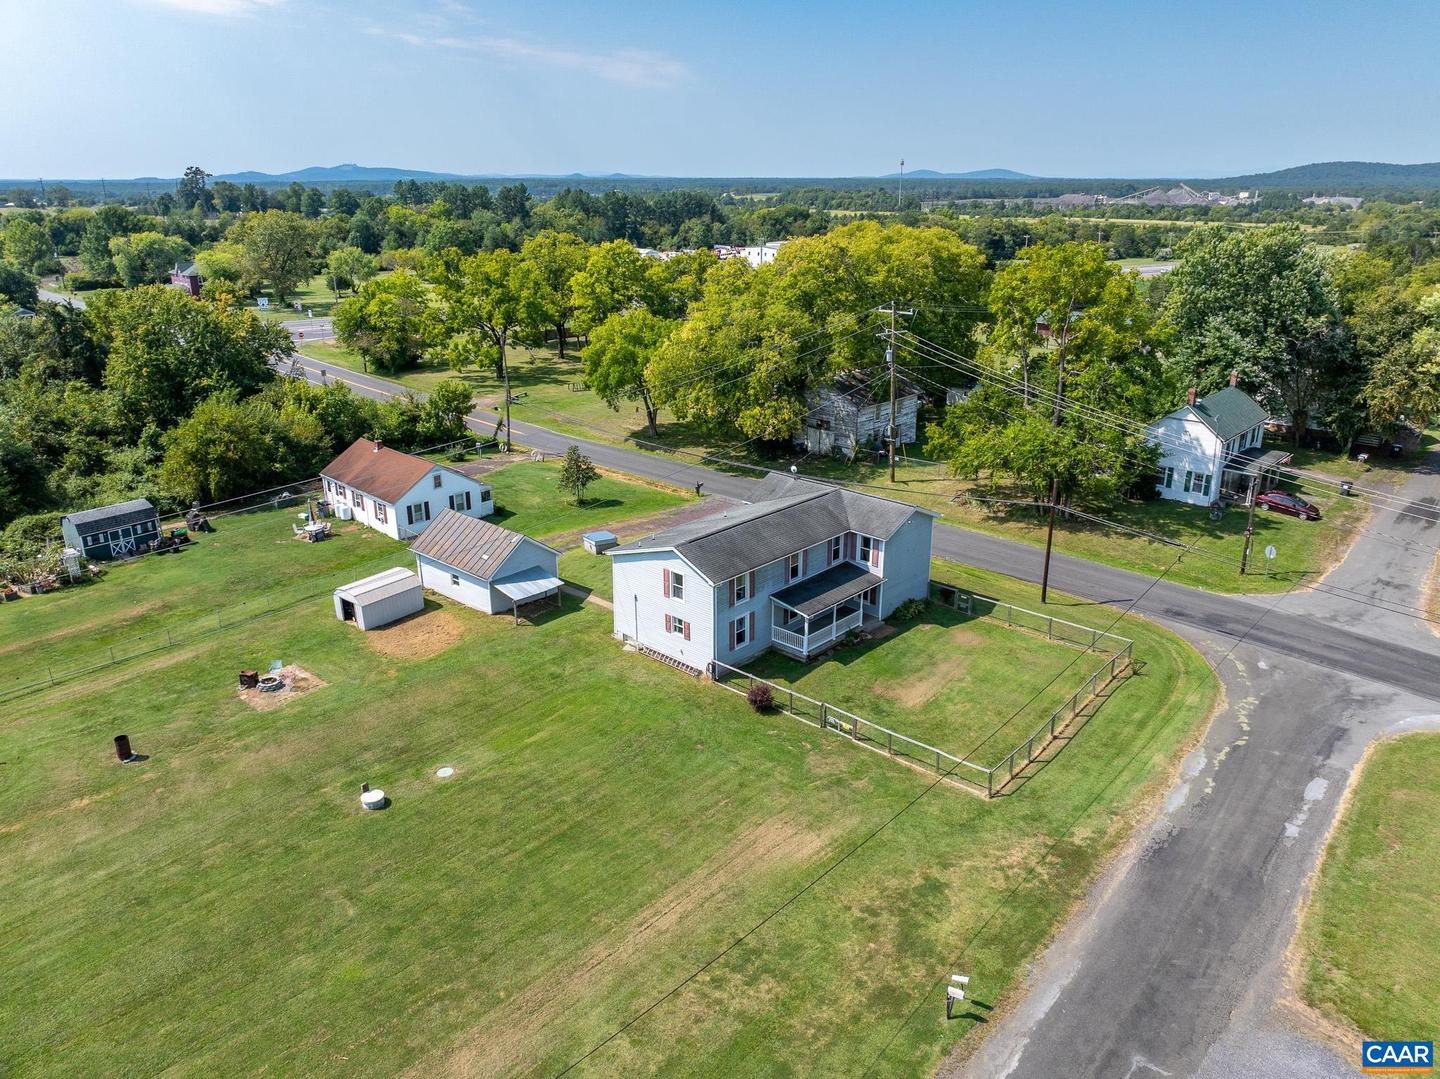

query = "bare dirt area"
448;452;530;479
547;495;740;553
362;609;466;660
237;665;328;711
415;816;833;1077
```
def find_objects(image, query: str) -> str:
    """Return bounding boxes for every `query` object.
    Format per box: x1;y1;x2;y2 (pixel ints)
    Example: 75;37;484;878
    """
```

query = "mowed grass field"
744;598;1104;770
1300;734;1440;1043
2;485;1218;1074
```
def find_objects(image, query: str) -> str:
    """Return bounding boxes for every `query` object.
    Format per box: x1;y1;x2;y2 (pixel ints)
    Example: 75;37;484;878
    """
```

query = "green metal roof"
1189;387;1268;441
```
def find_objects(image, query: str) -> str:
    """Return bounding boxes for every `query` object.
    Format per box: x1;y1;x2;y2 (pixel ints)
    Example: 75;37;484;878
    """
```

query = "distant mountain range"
880;168;1035;180
8;160;1440;194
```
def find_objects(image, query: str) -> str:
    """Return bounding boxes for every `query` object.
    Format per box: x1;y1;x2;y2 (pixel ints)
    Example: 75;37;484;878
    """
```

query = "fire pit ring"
257;674;285;693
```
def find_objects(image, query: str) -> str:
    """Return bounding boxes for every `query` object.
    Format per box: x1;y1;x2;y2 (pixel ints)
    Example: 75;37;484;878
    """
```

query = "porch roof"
1223;446;1292;477
771;562;882;618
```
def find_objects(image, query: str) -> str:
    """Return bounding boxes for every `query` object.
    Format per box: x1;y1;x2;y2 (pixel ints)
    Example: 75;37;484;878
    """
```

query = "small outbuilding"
334;566;424;630
410;509;562;619
582;531;618;555
60;498;161;560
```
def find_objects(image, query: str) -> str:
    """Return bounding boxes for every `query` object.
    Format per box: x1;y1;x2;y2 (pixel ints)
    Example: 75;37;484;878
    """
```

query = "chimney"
1187;387;1197;407
373;439;383;453
1229;369;1239;388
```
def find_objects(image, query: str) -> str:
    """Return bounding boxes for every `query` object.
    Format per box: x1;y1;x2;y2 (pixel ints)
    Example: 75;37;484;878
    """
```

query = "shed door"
112;533;136;557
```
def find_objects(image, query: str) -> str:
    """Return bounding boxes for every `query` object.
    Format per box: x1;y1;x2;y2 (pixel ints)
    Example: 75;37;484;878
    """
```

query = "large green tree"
107;231;191;287
229;210;316;302
519;230;587;357
569;240;653;336
583;308;677;437
332;270;434;374
1163;226;1352;444
91;286;291;431
927;242;1162;505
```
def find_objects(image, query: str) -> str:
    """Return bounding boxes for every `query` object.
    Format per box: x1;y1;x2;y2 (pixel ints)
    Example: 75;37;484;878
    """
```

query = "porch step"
637;645;704;679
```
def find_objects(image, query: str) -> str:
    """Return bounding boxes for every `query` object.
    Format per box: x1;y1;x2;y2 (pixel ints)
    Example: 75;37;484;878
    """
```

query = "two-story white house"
607;474;937;673
1147;379;1290;506
320;437;492;540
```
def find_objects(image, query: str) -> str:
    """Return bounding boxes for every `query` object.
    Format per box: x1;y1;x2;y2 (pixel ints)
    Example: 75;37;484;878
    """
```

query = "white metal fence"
709;584;1136;797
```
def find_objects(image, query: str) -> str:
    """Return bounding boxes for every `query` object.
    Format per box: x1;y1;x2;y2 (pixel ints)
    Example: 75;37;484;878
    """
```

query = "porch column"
802;614;811;656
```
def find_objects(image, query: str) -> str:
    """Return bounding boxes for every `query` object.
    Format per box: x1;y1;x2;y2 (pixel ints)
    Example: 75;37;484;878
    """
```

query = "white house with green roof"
1147;380;1290;506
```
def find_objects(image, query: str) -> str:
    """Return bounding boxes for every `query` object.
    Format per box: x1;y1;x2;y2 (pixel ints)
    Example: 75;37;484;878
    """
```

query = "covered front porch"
1221;446;1293;502
769;562;883;660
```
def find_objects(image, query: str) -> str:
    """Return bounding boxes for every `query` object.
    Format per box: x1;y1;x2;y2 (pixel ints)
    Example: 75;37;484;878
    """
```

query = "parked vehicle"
1255;491;1322;520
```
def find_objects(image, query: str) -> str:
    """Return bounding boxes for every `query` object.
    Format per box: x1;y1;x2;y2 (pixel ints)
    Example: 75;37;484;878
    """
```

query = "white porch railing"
771;608;864;657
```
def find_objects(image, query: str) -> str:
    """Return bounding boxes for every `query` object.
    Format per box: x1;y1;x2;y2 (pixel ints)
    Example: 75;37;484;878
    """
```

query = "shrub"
746;682;774;712
62;271;116;292
895;597;928;621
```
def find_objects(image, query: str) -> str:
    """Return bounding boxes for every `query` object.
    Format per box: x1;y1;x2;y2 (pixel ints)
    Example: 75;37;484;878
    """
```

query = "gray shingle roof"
62;498;157;534
409;508;551;581
609;473;932;582
772;562;883;617
1188;387;1268;441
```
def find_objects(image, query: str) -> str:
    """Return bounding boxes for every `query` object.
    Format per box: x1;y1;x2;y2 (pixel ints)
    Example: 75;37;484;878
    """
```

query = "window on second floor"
449;490;472;512
830;536;842;563
858;535;873;564
670;571;684;601
432;473;443;489
732;574;748;602
787;552;801;581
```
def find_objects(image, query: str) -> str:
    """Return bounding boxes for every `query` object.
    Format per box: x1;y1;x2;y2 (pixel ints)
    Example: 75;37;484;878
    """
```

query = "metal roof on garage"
335;566;421;604
771;561;882;618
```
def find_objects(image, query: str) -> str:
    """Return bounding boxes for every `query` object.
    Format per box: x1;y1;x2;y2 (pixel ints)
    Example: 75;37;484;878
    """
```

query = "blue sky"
2;0;1437;179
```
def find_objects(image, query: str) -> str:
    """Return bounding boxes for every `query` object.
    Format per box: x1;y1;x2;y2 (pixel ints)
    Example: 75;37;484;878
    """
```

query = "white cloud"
139;0;285;15
365;25;689;90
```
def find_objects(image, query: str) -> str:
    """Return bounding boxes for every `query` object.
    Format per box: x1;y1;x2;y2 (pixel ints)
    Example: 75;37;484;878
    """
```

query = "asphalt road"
36;289;333;343
290;352;1440;1076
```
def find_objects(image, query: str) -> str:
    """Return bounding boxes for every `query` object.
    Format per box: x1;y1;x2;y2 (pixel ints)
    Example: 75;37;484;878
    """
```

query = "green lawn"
1300;734;1440;1043
2;517;1217;1076
744;597;1104;769
484;459;689;540
252;271;376;324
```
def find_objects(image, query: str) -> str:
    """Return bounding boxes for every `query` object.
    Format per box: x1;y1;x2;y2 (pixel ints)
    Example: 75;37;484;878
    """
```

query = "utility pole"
502;350;512;452
1239;472;1258;575
1039;316;1072;605
897;158;904;212
876;301;913;483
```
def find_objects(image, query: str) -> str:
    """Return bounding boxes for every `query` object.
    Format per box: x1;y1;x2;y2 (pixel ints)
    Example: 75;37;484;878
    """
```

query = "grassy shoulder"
1299;733;1440;1043
2;520;1217;1075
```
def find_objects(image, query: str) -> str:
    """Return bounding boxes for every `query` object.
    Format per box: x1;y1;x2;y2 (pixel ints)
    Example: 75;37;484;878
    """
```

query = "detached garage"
410;509;562;621
334;567;424;630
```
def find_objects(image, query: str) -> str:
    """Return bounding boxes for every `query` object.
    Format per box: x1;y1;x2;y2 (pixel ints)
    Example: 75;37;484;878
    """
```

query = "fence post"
935;749;941;773
888;730;893;755
987;768;994;798
1047;616;1053;639
109;645;116;662
788;688;794;712
1090;627;1098;650
820;702;827;729
852;714;859;739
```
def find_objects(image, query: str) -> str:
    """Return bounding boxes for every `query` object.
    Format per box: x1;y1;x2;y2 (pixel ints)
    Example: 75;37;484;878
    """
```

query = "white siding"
1149;413;1223;506
610;550;715;668
417;556;501;614
323;469;492;541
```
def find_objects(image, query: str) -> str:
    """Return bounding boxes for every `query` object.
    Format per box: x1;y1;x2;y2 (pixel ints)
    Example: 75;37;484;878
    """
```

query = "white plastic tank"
336;502;353;521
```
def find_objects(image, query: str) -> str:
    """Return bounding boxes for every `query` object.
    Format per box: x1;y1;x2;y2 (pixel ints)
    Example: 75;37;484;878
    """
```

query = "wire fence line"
709;585;1135;798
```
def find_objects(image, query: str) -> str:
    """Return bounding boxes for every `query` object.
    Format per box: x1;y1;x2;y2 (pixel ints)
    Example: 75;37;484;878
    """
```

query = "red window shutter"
727;578;735;607
846;533;856;559
802;548;809;576
665;613;672;633
826;541;834;565
663;568;671;597
748;611;755;640
748;570;756;596
870;539;881;567
682;620;690;641
728;620;736;649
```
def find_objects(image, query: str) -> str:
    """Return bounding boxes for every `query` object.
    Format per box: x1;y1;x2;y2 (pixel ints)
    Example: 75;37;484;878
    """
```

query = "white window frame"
375;502;388;524
449;490;472;512
449;572;461;586
1159;466;1174;489
858;535;873;563
432;473;443;489
787;552;801;581
830;536;842;562
732;615;749;648
668;616;688;637
732;574;748;602
670;571;684;601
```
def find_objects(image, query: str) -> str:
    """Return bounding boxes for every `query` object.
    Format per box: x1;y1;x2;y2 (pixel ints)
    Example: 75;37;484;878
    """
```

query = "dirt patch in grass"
362;610;466;660
425;816;833;1077
237;665;328;712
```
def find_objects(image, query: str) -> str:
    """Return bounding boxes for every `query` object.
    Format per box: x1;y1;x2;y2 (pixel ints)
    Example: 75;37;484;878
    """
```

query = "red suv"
1255;491;1321;520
